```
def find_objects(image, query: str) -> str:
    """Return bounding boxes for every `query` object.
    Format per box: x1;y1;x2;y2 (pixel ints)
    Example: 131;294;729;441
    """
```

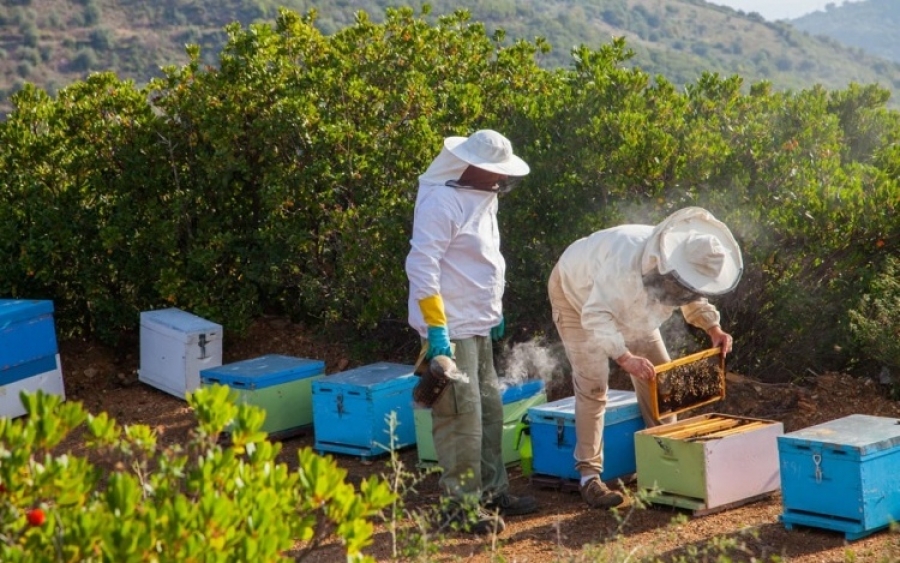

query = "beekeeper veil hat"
642;207;743;296
444;130;530;176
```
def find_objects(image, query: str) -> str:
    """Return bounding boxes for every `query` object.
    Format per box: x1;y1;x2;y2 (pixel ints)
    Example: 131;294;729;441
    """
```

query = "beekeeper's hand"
706;325;733;355
490;316;506;341
616;351;655;381
419;294;453;359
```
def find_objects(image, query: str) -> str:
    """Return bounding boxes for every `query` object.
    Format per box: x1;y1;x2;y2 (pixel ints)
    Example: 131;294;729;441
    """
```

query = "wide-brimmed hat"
444;130;530;176
657;208;743;296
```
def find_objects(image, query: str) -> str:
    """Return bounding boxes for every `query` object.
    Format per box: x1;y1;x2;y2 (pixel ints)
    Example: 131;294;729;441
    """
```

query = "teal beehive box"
779;414;900;540
414;379;547;468
312;362;417;459
200;354;325;438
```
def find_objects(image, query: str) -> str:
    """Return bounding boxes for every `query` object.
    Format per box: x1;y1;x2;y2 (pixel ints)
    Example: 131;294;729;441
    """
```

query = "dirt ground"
56;317;900;562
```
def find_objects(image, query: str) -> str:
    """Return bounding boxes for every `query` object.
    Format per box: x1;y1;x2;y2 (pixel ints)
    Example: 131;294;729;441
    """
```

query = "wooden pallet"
217;424;312;447
529;472;635;493
646;489;777;517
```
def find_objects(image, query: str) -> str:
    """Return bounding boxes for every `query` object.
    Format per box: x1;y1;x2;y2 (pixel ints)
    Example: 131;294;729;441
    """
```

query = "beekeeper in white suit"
547;207;743;509
406;129;538;535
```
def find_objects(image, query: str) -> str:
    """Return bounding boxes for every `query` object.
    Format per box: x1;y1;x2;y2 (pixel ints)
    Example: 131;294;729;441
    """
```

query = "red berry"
26;508;45;526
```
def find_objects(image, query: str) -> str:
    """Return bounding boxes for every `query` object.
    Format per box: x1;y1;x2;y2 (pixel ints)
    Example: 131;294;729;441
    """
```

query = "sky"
708;0;856;21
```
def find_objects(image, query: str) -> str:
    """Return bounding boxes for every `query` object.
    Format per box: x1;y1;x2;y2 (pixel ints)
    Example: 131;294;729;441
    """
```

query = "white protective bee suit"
548;207;742;480
405;138;517;503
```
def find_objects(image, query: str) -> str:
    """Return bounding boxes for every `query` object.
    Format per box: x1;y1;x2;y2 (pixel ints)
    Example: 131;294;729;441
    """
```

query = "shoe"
485;493;538;517
580;477;624;509
435;502;506;535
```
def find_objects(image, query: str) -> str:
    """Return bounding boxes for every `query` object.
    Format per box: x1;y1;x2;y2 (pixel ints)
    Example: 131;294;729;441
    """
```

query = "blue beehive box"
778;414;900;540
1;299;65;418
312;362;417;459
200;355;325;438
528;389;645;483
1;299;59;385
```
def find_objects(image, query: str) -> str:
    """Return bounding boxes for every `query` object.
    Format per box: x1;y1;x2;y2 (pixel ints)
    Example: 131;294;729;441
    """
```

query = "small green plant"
377;411;444;560
0;387;395;562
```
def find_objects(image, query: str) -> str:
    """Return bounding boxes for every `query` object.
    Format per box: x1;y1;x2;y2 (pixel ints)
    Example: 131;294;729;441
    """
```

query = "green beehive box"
635;413;783;515
415;379;547;468
200;354;325;438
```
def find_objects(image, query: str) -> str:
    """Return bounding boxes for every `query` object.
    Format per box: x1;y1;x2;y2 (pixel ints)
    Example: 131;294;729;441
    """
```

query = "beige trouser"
548;264;676;478
430;335;508;501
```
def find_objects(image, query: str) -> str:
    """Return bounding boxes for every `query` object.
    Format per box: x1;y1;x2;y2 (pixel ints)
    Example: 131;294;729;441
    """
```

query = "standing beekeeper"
547;207;743;509
405;129;538;535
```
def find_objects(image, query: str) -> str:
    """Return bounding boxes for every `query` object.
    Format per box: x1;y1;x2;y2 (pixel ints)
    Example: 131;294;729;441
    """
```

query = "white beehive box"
139;308;222;399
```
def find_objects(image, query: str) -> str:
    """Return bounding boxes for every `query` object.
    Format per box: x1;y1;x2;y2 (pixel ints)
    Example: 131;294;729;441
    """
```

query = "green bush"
1;7;900;380
850;255;900;375
0;387;394;562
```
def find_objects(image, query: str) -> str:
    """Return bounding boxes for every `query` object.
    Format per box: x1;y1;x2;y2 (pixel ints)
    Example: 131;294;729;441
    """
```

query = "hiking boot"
435;502;506;535
485;493;538;517
580;477;624;509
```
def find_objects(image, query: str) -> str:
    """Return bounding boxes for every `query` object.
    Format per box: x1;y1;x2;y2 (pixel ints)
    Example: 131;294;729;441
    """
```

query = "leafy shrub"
1;7;900;381
0;387;394;562
849;255;900;373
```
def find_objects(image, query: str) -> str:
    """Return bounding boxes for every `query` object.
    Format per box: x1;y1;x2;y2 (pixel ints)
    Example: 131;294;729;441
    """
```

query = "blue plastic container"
528;389;645;482
0;299;58;386
779;414;900;540
312;362;417;459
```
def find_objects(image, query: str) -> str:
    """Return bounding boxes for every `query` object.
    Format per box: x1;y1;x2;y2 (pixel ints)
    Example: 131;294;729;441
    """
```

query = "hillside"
2;0;900;117
792;0;900;64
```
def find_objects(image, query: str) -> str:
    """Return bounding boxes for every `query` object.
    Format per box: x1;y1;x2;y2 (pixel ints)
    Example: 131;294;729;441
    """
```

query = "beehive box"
636;413;783;515
650;347;725;421
1;299;59;381
778;414;900;540
414;379;547;468
312;362;417;459
1;299;65;417
528;389;645;483
200;354;325;438
139;308;223;399
0;354;65;418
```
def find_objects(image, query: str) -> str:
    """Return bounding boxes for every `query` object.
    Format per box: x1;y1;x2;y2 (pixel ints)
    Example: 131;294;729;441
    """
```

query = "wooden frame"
648;346;725;420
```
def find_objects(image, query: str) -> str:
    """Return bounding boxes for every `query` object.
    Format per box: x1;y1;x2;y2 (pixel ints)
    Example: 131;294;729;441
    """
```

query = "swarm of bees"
656;355;723;414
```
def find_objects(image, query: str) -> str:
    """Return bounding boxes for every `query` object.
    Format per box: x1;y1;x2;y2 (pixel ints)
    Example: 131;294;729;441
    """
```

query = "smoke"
496;337;566;392
659;316;707;359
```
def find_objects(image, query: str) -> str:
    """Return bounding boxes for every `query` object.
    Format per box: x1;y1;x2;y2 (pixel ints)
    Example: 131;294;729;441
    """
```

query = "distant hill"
2;0;900;117
791;0;900;64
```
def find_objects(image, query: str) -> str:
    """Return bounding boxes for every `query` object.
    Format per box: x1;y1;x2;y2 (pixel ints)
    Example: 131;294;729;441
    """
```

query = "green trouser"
431;335;508;502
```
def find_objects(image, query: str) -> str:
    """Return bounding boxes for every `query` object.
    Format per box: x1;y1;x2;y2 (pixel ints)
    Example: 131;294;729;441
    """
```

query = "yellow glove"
418;294;447;327
419;295;452;359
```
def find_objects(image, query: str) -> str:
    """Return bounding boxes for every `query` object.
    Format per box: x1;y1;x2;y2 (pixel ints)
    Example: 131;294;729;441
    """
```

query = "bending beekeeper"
547;207;743;509
405;129;538;535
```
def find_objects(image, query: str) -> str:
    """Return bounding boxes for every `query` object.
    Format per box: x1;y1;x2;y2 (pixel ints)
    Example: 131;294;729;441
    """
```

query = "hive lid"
649;347;725;421
200;354;325;390
0;299;54;325
781;414;900;455
499;379;545;404
314;362;416;390
140;308;222;336
527;389;640;426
